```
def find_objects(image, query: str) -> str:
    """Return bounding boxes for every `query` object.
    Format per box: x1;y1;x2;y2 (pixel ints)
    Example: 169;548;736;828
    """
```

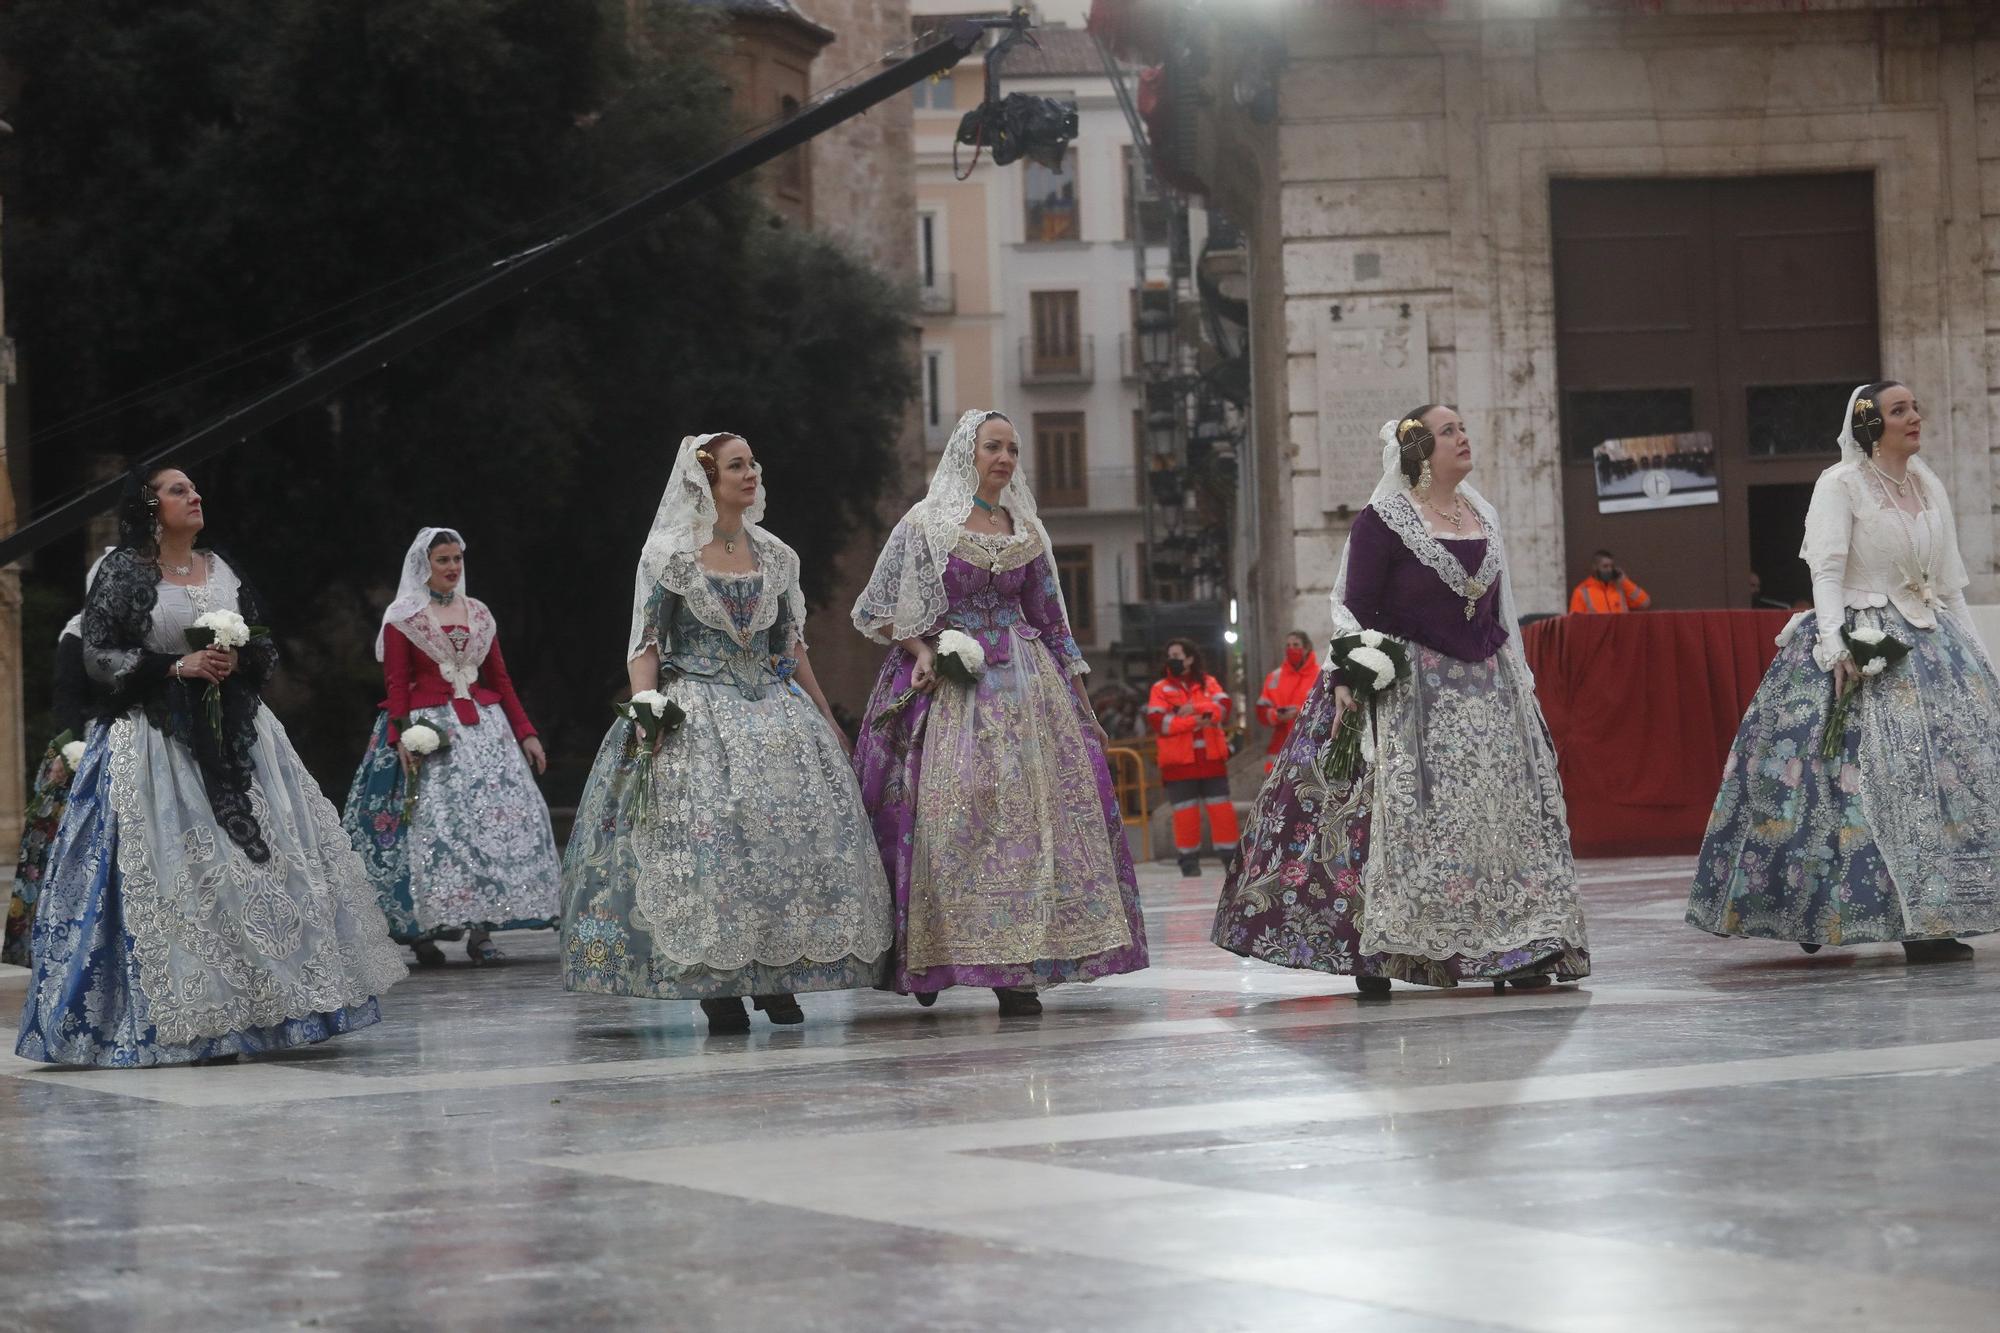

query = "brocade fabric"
851;529;1148;993
1688;606;2000;944
560;571;893;999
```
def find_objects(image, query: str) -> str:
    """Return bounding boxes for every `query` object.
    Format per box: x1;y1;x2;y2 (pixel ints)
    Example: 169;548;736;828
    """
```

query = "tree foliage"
3;0;917;790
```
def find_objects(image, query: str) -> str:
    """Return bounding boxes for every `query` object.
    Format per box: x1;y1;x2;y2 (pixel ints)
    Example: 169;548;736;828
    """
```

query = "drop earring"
1418;458;1433;498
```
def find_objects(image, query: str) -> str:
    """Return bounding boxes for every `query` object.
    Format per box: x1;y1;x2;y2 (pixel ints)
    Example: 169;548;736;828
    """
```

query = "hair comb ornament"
1398;418;1424;442
1852;396;1884;452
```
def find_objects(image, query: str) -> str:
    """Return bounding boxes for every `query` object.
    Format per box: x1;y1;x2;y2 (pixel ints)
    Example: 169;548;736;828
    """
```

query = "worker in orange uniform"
1569;548;1652;614
1146;638;1239;878
1255;630;1318;775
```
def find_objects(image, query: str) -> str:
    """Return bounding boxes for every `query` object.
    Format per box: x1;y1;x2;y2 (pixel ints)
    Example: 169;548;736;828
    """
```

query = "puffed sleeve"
1800;469;1855;672
1022;552;1088;676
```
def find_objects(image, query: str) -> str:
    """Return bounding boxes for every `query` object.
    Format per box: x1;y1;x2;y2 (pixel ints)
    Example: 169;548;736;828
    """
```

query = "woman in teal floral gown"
559;433;893;1031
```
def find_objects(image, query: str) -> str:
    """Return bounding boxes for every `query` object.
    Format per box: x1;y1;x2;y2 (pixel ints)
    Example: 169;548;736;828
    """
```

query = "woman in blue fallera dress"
559;434;893;1032
15;468;406;1067
1688;383;2000;960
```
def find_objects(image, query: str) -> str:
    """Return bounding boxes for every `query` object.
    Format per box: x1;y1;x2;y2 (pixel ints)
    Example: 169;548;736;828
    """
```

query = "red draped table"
1523;609;1795;858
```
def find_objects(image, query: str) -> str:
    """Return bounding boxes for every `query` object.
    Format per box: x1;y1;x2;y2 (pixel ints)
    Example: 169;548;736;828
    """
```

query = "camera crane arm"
0;20;991;568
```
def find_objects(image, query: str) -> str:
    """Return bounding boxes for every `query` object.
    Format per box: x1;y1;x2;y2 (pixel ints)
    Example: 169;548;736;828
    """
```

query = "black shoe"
190;1053;240;1067
913;991;940;1008
994;987;1042;1017
411;940;448;967
699;998;751;1033
1355;976;1390;999
1177;854;1201;878
1905;938;1975;964
1496;974;1551;992
1799;943;1822;954
466;930;503;966
753;993;805;1025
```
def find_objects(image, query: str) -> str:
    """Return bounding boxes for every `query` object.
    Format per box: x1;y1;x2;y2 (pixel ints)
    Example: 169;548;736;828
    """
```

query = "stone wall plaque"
1316;309;1429;512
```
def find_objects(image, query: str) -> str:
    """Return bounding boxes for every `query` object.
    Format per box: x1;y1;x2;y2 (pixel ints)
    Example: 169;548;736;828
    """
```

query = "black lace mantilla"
82;547;281;862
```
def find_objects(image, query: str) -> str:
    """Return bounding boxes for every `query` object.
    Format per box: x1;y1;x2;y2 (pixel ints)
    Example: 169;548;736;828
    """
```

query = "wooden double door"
1552;175;1880;609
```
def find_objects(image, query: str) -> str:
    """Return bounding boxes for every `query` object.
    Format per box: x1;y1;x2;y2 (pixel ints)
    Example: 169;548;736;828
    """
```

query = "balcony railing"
1018;334;1095;386
918;272;955;315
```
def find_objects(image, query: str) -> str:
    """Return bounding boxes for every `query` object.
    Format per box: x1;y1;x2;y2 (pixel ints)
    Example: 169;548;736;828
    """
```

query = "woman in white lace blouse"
1688;382;2000;961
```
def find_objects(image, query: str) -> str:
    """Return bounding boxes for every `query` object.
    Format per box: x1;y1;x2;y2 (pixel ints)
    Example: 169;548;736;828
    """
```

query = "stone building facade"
1128;0;2000;646
697;0;923;710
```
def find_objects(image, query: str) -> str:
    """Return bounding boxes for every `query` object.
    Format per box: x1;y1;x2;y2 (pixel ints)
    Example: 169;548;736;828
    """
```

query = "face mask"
1167;659;1188;677
1285;646;1306;668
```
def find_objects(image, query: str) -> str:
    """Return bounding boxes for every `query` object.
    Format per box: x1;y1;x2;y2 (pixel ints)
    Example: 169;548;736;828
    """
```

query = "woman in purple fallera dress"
1212;408;1590;997
851;408;1148;1016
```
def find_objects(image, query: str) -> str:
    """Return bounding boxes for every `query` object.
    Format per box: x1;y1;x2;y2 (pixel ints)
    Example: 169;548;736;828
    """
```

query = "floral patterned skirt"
1212;650;1589;987
559;675;893;1000
17;712;401;1068
1687;607;2000;945
852;628;1149;994
342;705;561;943
6;736;74;968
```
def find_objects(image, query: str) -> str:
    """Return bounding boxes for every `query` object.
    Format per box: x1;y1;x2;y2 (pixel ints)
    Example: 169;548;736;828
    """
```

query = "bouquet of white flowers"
60;739;87;771
1819;624;1912;761
182;610;271;744
615;688;688;825
394;717;452;820
1319;630;1412;783
872;629;987;731
616;688;687;746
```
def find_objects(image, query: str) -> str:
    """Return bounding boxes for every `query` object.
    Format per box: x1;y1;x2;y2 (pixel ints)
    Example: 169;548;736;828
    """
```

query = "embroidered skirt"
342;704;561;942
16;712;405;1067
1688;607;2000;944
559;675;893;1000
1213;648;1589;986
852;626;1148;994
5;737;74;968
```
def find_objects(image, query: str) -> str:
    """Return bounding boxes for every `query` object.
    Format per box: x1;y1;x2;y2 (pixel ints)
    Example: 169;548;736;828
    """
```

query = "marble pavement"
3;857;1997;1331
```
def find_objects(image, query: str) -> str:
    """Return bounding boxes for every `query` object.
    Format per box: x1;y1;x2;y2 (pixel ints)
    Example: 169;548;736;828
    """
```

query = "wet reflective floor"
4;856;1995;1331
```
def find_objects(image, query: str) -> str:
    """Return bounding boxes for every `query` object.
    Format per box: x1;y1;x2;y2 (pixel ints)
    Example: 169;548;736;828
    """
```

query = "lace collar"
1374;492;1502;620
398;598;497;700
664;528;797;650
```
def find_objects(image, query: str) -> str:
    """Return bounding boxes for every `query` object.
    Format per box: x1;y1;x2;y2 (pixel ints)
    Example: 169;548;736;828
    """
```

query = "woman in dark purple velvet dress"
1212;407;1590;998
850;409;1148;1016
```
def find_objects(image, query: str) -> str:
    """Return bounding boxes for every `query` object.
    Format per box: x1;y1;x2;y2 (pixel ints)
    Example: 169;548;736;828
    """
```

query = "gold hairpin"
1855;398;1876;418
696;449;716;465
1398;418;1424;441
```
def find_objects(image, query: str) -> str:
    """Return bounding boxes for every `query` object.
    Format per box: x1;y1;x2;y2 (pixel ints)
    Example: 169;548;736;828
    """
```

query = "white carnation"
402;723;442;755
1861;657;1887;677
1347;644;1398;692
1849;626;1887;646
1773;612;1808;648
1357;630;1385;648
629;688;670;718
61;740;87;769
936;628;987;673
193;609;251;650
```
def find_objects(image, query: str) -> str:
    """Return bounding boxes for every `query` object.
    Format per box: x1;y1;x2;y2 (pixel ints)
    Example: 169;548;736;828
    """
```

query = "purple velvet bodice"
930;548;1085;672
1342;504;1508;663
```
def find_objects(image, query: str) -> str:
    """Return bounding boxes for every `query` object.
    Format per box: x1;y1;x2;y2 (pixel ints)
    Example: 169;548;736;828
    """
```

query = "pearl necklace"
1868;458;1913;501
161;550;197;578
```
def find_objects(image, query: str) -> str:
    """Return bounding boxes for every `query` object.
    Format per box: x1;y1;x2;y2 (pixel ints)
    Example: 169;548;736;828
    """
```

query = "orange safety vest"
1257;653;1319;762
1569;575;1651;615
1147;674;1233;780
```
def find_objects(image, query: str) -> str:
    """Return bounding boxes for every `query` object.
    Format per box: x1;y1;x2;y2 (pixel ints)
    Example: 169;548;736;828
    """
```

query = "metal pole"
0;21;985;568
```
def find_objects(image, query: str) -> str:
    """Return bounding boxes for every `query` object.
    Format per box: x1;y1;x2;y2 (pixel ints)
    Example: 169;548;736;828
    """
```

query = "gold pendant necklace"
717;528;743;555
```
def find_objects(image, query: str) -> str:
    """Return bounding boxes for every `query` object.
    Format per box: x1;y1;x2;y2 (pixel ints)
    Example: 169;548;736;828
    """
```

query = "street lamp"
1137;307;1175;377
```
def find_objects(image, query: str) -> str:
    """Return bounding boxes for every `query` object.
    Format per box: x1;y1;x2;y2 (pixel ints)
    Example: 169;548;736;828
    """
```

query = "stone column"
0;192;23;860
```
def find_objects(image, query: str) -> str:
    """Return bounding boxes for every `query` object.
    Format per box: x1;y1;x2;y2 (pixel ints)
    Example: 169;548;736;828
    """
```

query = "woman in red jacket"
342;527;562;965
1147;638;1239;877
1255;630;1318;775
